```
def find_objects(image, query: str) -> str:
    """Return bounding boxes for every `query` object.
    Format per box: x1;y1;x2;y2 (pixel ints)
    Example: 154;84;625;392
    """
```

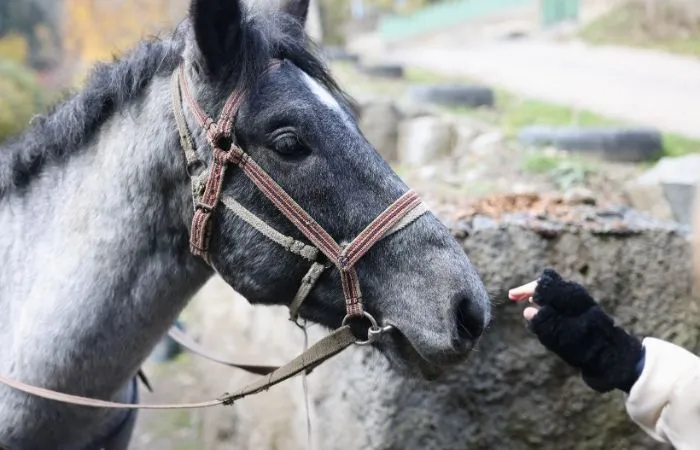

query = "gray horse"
0;0;491;448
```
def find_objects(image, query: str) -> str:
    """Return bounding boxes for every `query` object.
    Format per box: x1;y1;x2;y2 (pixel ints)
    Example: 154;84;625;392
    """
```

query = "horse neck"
0;74;211;440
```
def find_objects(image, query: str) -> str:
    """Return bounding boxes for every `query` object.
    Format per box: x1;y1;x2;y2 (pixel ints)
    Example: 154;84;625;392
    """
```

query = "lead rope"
0;326;356;409
299;319;314;450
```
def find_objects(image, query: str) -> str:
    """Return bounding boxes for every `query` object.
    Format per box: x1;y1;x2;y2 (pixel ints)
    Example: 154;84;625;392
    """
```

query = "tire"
358;63;405;79
517;126;663;162
322;46;360;64
406;84;495;108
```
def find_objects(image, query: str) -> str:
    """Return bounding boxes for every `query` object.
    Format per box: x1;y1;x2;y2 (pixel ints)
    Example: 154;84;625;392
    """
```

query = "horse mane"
0;10;347;198
0;35;181;197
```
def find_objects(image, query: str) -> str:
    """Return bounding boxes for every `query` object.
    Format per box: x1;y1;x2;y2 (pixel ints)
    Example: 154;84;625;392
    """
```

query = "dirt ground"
130;357;204;450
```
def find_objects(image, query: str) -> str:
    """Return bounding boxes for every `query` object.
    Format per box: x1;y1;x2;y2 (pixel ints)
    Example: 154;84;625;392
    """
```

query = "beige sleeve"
625;337;700;449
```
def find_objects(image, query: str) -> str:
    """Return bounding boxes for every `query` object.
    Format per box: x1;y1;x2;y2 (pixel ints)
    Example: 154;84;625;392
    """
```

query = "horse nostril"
455;294;485;342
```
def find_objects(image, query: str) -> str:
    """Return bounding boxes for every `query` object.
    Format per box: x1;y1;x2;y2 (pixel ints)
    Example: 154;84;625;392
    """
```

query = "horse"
0;0;491;448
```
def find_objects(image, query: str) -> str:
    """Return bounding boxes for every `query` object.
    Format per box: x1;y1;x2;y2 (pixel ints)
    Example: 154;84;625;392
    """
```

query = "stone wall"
187;205;696;449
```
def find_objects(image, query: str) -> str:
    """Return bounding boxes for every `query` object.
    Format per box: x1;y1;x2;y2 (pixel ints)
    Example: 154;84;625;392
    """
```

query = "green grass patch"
445;89;622;136
579;1;700;58
521;150;598;189
663;134;700;157
404;67;473;84
521;152;560;173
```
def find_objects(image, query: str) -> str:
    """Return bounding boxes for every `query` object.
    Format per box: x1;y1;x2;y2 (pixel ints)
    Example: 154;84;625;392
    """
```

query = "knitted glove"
524;269;644;393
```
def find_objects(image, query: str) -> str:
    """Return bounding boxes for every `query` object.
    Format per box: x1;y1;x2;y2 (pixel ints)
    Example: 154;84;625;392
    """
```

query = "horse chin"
377;328;449;381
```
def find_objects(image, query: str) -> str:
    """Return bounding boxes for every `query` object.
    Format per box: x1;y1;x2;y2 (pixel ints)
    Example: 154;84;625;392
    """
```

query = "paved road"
387;38;700;138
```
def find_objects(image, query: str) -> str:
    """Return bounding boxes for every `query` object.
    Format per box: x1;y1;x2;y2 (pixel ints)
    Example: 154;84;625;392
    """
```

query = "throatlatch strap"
171;70;198;169
167;327;279;375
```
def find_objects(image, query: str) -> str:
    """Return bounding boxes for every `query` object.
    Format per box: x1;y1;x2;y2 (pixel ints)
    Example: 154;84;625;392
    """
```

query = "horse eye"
272;133;305;156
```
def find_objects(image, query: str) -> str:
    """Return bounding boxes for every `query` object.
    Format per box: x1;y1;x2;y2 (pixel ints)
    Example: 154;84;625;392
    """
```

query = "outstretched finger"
523;306;539;321
508;280;538;301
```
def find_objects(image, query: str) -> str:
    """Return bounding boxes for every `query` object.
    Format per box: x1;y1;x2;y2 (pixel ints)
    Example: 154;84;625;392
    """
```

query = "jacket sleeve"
625;337;700;449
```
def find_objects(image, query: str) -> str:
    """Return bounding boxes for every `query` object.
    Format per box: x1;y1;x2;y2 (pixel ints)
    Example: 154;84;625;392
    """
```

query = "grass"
662;134;700;157
521;150;597;189
579;1;700;58
448;91;621;136
521;152;561;173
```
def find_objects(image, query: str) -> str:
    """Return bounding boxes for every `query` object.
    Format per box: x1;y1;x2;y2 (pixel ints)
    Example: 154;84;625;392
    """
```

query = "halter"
175;61;427;326
0;60;429;410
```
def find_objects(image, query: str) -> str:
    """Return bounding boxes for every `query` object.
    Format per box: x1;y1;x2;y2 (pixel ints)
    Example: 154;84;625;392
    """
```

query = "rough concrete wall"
189;208;696;449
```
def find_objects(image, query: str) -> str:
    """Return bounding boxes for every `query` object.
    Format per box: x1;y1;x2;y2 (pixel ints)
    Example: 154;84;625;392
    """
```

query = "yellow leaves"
62;0;187;65
0;34;29;65
0;60;45;142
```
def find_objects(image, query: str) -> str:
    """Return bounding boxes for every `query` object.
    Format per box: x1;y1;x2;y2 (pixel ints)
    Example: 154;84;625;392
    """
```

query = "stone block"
397;116;455;166
188;205;693;450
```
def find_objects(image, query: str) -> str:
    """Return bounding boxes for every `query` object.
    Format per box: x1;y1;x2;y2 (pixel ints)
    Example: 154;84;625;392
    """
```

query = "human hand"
509;269;644;393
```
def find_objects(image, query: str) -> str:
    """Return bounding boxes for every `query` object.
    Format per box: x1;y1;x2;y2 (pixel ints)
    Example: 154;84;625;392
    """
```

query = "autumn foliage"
61;0;188;78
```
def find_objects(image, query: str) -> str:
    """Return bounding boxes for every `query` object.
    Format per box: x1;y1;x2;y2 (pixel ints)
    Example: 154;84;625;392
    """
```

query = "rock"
663;183;696;226
624;182;675;222
563;187;596;205
416;165;438;181
637;154;700;186
470;131;505;154
451;119;483;156
397;116;455;166
627;154;700;225
357;100;401;162
188;208;693;450
396;99;438;119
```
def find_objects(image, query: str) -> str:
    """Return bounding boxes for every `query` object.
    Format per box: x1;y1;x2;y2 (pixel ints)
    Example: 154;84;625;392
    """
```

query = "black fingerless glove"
528;269;644;393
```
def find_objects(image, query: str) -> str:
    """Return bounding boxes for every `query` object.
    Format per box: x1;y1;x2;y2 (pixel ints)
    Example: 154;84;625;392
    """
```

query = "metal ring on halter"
341;311;393;346
186;160;205;178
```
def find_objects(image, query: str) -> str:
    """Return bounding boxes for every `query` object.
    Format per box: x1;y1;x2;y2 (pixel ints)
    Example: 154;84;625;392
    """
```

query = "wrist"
580;324;643;393
629;345;646;391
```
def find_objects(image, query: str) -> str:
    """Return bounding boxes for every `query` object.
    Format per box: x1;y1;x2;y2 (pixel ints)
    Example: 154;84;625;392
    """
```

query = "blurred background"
1;1;699;449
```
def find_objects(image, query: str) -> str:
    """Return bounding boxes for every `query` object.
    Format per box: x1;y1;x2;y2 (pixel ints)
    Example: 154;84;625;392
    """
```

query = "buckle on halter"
195;200;215;213
341;311;393;346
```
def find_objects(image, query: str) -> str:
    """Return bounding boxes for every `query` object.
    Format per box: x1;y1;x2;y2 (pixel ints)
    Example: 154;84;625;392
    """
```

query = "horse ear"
189;0;244;75
282;0;310;26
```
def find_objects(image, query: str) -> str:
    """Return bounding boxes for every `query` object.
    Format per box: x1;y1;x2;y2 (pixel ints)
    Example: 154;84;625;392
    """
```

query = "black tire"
406;84;495;108
358;63;405;79
322;46;360;64
517;126;663;162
